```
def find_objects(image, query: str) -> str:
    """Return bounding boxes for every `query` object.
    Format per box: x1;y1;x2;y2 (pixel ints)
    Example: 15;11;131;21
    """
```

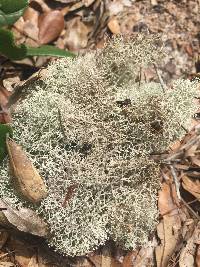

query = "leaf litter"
1;0;200;266
6;138;47;203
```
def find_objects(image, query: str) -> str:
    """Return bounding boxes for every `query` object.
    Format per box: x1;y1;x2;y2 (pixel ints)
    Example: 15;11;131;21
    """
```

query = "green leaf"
0;28;76;60
0;124;13;162
0;28;27;60
0;0;28;26
0;0;28;13
0;9;25;26
27;45;76;58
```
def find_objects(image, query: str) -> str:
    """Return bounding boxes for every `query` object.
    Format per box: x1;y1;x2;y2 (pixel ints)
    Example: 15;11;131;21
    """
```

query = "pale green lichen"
0;35;198;256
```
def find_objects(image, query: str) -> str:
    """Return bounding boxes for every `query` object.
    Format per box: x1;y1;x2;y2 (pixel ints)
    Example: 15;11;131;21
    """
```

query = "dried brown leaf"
0;86;11;123
23;21;39;42
9;238;35;267
27;255;39;267
31;0;51;12
191;156;200;167
181;219;195;242
23;7;39;24
158;182;180;216
151;0;158;5
179;222;200;267
156;215;182;267
196;245;200;267
3;77;21;92
0;263;14;267
101;256;122;267
182;175;200;201
0;231;9;249
83;0;95;7
127;243;156;267
179;236;196;267
185;142;199;157
27;254;49;267
68;1;84;12
7;69;47;109
15;253;34;267
89;255;122;267
0;87;10;107
6;138;47;203
64;17;90;51
54;0;77;3
107;0;124;16
122;251;138;267
74;258;93;267
0;199;48;237
39;10;64;45
14;17;25;34
107;18;121;34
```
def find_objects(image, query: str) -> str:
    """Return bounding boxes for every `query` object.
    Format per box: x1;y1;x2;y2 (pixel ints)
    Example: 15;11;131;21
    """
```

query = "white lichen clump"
0;35;198;256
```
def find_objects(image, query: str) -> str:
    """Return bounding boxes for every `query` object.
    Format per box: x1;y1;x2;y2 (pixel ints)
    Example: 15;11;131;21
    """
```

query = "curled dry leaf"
38;10;65;45
0;199;48;237
182;175;200;201
6;138;47;203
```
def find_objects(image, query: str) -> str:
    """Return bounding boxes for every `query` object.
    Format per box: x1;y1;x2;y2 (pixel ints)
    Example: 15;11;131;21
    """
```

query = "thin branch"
181;124;188;133
170;164;181;200
153;63;167;93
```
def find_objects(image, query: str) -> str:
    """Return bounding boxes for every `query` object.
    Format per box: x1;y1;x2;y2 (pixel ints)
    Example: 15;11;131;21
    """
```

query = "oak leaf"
6;138;47;203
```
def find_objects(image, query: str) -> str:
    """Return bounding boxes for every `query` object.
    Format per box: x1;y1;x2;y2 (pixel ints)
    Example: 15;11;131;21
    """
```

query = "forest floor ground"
1;1;200;266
